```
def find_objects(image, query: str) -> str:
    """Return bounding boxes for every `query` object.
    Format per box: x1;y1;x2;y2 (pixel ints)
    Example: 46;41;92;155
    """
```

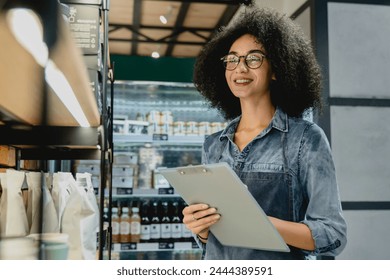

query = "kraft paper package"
25;172;60;234
76;172;99;260
55;172;97;259
0;170;29;237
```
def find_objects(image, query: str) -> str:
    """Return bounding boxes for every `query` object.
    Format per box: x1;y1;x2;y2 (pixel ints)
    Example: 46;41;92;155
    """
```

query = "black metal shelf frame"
0;0;114;260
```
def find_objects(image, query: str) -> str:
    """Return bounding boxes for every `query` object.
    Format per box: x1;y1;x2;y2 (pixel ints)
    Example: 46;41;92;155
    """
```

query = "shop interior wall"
315;0;390;260
110;1;390;259
110;55;195;83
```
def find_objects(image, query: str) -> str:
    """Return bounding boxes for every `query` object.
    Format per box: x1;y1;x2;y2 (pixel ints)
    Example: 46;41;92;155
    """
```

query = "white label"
150;224;161;239
171;223;182;238
140;225;151;240
120;221;130;235
130;222;141;235
112;221;120;235
161;224;172;238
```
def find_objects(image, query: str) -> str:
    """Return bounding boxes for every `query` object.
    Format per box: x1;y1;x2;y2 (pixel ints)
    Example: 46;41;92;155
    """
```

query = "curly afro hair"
193;7;323;120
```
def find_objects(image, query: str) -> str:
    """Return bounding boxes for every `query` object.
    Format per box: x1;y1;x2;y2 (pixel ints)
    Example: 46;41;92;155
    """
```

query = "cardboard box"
0;146;16;167
64;4;101;54
112;164;137;177
112;176;134;188
87;68;102;113
60;0;102;5
113;152;138;165
19;160;41;171
76;164;100;175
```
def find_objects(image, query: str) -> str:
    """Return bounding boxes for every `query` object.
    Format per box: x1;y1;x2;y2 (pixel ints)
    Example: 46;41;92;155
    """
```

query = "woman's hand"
182;203;221;242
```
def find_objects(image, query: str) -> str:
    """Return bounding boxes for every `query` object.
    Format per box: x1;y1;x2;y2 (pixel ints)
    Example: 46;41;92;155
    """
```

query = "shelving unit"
105;80;225;260
0;0;113;260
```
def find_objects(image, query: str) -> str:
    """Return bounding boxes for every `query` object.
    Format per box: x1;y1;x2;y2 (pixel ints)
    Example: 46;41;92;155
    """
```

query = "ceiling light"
151;51;160;59
159;5;173;25
159;15;167;25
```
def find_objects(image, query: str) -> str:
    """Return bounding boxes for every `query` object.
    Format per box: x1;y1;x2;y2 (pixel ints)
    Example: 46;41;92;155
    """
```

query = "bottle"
120;207;131;243
161;201;172;241
130;207;141;243
140;201;151;243
171;201;182;242
150;201;161;242
111;207;120;244
180;201;192;242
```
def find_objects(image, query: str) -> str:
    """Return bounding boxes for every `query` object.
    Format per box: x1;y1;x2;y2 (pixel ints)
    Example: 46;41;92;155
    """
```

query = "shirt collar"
219;107;289;141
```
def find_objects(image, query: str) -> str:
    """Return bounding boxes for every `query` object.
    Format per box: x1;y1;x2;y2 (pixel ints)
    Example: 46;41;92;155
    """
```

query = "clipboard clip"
177;166;210;175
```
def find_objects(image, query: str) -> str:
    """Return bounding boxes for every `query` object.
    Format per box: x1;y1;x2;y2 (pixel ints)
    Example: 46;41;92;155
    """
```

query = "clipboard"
159;162;290;252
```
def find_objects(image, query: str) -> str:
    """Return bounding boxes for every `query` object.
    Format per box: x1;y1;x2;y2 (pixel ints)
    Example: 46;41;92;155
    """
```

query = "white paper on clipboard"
159;162;290;252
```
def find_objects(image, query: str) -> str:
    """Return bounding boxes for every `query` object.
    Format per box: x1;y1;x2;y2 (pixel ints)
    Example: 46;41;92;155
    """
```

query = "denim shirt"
199;107;347;259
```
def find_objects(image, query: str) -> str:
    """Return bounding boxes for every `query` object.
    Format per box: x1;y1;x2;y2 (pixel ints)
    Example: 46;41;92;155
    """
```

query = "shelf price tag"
152;134;169;141
192;240;200;249
158;187;174;195
158;242;174;250
114;188;133;195
121;243;137;250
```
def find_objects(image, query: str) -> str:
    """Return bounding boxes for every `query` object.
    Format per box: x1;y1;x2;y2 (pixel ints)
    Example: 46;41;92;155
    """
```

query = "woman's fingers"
187;214;221;234
182;205;218;223
182;203;209;215
182;204;221;235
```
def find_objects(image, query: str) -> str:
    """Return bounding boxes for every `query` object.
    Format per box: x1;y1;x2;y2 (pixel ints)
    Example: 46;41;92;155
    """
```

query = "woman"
182;7;347;260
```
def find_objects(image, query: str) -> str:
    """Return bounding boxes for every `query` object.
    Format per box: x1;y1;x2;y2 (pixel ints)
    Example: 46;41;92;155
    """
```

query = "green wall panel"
110;55;196;83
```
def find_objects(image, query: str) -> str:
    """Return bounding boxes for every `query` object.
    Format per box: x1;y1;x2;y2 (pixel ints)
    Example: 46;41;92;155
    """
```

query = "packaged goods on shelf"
91;175;100;190
0;169;99;260
138;146;163;189
112;164;137;177
198;121;211;136
113;119;127;134
173;121;186;136
210;121;224;134
19;160;42;171
126;120;149;135
110;81;226;260
0;146;16;167
185;121;199;136
112;176;135;189
0;170;29;237
75;163;100;176
113;152;138;165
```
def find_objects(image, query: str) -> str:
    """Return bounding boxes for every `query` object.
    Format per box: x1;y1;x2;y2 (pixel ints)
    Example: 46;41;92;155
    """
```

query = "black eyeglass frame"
220;51;267;71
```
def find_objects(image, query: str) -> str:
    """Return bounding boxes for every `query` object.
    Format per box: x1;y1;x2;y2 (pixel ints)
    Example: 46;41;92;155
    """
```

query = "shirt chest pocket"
239;171;292;220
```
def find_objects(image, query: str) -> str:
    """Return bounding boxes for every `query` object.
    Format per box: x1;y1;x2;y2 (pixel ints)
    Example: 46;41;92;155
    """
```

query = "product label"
120;221;130;234
161;224;172;238
171;223;182;238
130;222;141;235
151;224;161;239
140;225;151;240
112;221;120;235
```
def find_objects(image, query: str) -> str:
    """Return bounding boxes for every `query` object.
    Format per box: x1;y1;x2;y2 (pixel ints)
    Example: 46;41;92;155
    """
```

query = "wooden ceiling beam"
165;2;191;56
131;0;142;55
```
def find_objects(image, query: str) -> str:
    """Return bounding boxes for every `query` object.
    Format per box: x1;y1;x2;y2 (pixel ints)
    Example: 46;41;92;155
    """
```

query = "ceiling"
107;0;310;58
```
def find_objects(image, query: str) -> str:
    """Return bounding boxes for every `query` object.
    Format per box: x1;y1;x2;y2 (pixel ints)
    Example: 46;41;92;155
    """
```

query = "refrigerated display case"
110;80;226;260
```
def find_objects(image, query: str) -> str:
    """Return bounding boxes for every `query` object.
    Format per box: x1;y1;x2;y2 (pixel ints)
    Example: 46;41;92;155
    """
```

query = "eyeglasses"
220;51;267;71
